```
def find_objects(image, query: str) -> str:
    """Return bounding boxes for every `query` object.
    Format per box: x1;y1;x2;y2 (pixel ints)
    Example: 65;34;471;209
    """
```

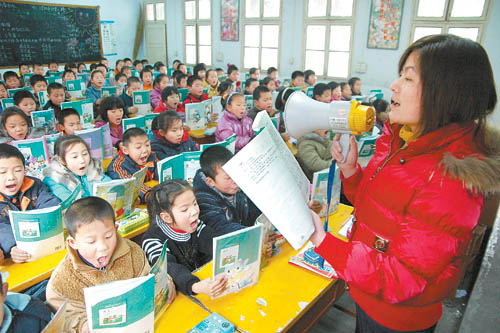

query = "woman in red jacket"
310;34;499;332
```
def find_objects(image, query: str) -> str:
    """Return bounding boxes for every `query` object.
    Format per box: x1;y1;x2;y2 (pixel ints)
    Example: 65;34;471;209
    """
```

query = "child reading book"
313;83;332;103
107;128;158;203
85;70;105;104
151;74;170;109
118;76;141;117
32;63;44;76
0;144;60;262
43;135;111;202
29;75;47;109
154;86;182;117
47;196;176;332
151;111;198;160
290;71;306;91
0;107;44;143
3;71;21;90
13;90;37;123
206;69;219;97
174;72;188;89
193;146;261;235
296;129;333;181
142;180;227;297
58;108;82;135
0;83;7;114
248;86;275;120
180;75;210;112
43;82;66;120
141;68;154;91
243;78;259;96
95;96;125;147
215;93;254;152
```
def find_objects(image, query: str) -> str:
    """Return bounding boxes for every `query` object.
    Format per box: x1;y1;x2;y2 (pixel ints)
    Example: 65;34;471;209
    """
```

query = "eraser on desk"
188;313;234;333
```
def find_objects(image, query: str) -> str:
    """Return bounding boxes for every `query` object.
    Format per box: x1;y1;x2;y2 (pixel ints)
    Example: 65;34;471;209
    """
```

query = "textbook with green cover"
357;134;380;168
122;115;146;132
61;99;94;128
0;98;15;109
200;134;237;154
45;133;61;158
145;114;158;138
45;76;62;85
185;100;211;130
12;137;49;179
38;91;49;107
311;167;341;217
102;86;117;97
7;87;31;98
84;274;155;333
306;87;314;97
178;88;189;101
23;73;34;86
31;109;57;135
132;91;152;115
149;242;170;318
9;205;64;262
212;224;263;299
75;127;104;160
65;79;84;99
244;95;254;110
157;151;202;184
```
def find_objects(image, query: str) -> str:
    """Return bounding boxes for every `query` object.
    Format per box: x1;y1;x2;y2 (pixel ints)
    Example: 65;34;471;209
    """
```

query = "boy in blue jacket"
0;144;61;263
107;128;158;203
192;146;260;236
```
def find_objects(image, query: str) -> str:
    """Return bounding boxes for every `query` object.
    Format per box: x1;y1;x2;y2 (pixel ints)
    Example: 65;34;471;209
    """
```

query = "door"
144;1;167;64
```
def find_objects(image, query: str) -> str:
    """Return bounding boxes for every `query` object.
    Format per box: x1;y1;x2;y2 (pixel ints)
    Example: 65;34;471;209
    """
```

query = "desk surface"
155;293;210;331
191;204;353;332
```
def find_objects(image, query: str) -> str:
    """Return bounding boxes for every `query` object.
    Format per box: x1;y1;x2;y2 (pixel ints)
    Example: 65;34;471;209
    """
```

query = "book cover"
93;178;136;220
65;79;84;99
62;99;94;128
45;133;62;159
183;151;202;184
133;91;152;115
45;76;62;85
116;208;149;236
210;96;223;123
149;242;170;318
157;154;184;183
12;137;49;179
311;166;341;217
244;95;254;110
84;274;155;333
9;205;64;262
38;91;49;107
200;134;236;154
185;100;209;130
60;184;82;210
288;241;337;279
357;134;380;168
7;87;31;98
145;114;158;138
212;224;263;298
178;88;189;101
101;123;114;160
42;301;66;333
131;166;149;204
102;86;117;97
31;109;57;135
122;115;146;132
23;73;34;85
76;127;104;160
306;87;314;97
0;98;15;109
255;214;282;268
77;73;89;84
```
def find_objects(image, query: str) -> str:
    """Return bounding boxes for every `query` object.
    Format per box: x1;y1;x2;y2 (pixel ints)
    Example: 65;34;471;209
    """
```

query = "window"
242;0;281;71
183;0;212;65
145;2;165;21
304;0;355;79
410;0;490;43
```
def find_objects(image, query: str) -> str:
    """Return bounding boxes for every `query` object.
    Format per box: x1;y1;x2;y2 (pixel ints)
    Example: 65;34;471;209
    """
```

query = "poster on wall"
221;0;239;41
100;20;117;56
367;0;404;50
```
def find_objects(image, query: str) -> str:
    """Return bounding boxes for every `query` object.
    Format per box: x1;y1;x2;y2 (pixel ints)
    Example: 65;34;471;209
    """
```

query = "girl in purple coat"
215;93;254;152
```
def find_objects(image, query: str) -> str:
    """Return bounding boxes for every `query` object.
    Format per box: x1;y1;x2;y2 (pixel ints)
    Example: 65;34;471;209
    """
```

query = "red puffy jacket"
316;121;500;331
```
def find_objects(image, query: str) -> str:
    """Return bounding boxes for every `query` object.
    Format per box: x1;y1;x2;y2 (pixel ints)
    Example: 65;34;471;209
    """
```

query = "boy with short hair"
47;196;174;332
57;108;82;135
182;75;209;105
45;61;58;76
267;67;280;88
248;86;275;120
313;83;332;103
3;71;21;90
174;72;187;89
304;69;317;87
141;68;153;90
43;82;66;120
244;78;259;96
291;70;306;91
29;75;48;110
13;90;37;122
107;128;158;203
18;63;30;76
118;76;141;116
32;63;44;76
193;146;261;235
0;144;61;262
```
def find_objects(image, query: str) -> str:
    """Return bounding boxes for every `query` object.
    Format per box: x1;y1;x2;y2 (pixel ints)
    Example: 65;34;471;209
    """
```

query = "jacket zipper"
369;126;407;181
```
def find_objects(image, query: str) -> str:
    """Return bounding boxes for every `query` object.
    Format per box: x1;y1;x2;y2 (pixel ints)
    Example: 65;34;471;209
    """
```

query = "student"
141;68;154;91
120;66;132;78
85;70;105;104
47;196;175;332
340;82;352;101
328;81;342;101
372;98;390;132
248;67;260;80
178;63;188;75
95;63;108;78
123;58;133;67
290;70;306;91
95;96;125;147
43;135;110;204
114;73;127;87
267;67;280;88
348;77;362;96
18;63;30;76
244;78;259;96
29;75;48;110
32;63;45;76
248;86;275;120
119;76;141;117
13;90;37;123
304;69;317;87
172;59;181;70
114;59;124;76
260;76;276;92
0;144;61;262
108;128;158;203
65;62;78;74
215;68;224;77
296;129;332;181
151;73;170;109
77;63;86;73
174;72;188;89
227;64;240;84
215;93;253;152
181;75;210;108
62;69;76;82
154;86;182;117
193;63;207;86
217;80;233;100
151;111;198;160
133;59;144;73
0;107;44;143
313;83;332;103
43;82;66;120
142;58;150;66
45;61;58;76
0;272;53;332
142;180;227;297
3;71;21;90
205;69;219;97
193;146;261;235
0;83;7;114
158;64;167;75
57;108;82;135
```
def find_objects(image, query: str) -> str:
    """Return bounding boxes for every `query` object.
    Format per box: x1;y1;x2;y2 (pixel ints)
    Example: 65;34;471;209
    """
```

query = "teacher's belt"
352;223;391;254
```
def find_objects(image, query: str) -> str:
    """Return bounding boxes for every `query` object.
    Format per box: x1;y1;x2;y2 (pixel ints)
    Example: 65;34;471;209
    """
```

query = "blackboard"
0;1;102;67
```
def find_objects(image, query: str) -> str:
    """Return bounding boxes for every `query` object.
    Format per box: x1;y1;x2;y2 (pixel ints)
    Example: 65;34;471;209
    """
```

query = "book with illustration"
310;166;341;217
122;115;146;132
84;274;155;333
101;123;114;160
210;96;223;123
357;134;380;168
31;109;57;135
12;137;49;179
7;87;31;98
156;151;202;184
145;113;158;138
61;99;94;128
38;91;49;107
0;98;15;109
102;86;117;97
244;95;254;110
133;90;152;115
288;241;338;279
306;87;314;97
75;127;104;160
185;100;211;130
212;224;263;298
45;76;62;85
45;133;62;159
9;205;65;262
149;242;170;318
200;134;236;154
65;79;84;99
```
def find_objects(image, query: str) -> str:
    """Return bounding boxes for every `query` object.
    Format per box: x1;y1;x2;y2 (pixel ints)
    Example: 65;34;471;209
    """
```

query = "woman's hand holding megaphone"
331;134;359;178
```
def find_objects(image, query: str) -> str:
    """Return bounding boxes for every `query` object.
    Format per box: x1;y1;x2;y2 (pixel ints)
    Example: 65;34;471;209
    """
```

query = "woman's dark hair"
153;73;168;88
327;81;339;91
54;134;90;164
275;87;295;111
99;96;124;122
1;106;29;129
147;179;193;221
372;98;389;115
152;110;182;132
399;34;496;135
161;86;179;102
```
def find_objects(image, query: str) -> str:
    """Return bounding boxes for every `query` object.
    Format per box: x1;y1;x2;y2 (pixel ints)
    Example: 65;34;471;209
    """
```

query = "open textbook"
185;100;212;130
311;167;341;217
12;137;49;179
9;205;64;262
133;91;152;115
65;79;84;99
84;274;155;333
75;125;114;160
61;99;94;128
157;151;201;184
149;242;170;318
212;224;263;299
222;111;313;250
199;134;236;154
31;109;57;135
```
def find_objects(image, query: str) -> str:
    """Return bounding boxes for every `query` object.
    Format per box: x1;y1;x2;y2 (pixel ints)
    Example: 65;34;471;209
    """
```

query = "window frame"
241;0;283;72
302;0;357;80
183;0;213;66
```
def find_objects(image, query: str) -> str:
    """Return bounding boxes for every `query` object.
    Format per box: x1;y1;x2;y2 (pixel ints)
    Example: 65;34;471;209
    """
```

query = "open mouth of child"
97;256;109;267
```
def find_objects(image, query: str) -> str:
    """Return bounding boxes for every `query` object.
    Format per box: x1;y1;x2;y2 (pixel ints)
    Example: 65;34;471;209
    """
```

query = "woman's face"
390;52;422;131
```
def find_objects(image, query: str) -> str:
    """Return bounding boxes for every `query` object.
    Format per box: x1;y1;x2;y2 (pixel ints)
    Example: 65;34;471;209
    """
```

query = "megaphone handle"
339;133;351;163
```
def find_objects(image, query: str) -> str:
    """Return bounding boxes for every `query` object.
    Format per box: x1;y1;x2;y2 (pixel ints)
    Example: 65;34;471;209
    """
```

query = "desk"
155;293;210;331
189;125;216;145
191;204;353;332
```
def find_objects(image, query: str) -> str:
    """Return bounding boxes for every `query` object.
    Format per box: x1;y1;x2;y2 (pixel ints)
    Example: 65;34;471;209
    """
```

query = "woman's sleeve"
315;176;482;305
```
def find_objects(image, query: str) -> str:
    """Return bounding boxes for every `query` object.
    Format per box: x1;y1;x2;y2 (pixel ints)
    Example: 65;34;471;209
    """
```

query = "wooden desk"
189;125;216;145
191;205;353;332
155;293;210;331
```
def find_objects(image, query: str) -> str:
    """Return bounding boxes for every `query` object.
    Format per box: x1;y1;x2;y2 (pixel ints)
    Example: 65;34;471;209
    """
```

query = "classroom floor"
310;291;468;333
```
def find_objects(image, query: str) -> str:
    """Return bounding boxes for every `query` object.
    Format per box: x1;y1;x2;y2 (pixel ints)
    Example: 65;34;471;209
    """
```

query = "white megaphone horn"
284;91;375;162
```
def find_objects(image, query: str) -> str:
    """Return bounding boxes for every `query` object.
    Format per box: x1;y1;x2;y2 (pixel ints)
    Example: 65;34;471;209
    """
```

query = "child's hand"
192;276;228;298
309;200;323;214
309;210;327;247
11;246;31;263
166;274;176;304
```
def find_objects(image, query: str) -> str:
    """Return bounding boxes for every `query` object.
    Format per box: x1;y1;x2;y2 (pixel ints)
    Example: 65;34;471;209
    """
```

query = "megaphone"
284;91;375;162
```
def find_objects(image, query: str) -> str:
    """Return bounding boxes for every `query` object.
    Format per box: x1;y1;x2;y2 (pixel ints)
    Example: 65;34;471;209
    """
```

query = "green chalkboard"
0;1;102;67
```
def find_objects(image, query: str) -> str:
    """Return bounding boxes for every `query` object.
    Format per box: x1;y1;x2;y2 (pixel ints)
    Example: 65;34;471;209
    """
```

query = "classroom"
0;0;499;332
